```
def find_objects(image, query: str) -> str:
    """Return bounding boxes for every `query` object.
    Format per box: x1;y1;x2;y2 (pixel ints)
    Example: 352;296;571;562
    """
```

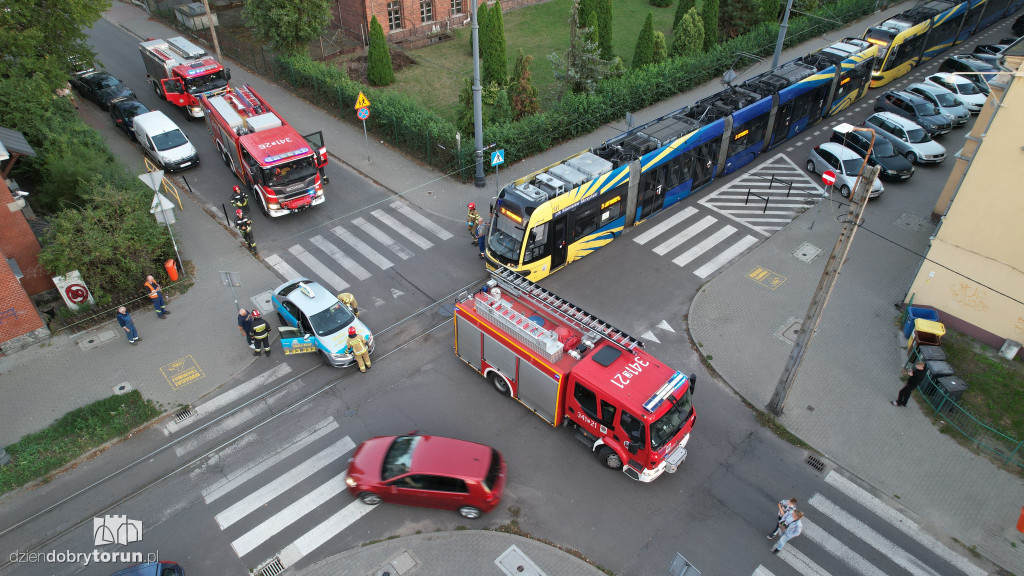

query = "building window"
387;1;402;30
420;0;434;23
451;0;463;16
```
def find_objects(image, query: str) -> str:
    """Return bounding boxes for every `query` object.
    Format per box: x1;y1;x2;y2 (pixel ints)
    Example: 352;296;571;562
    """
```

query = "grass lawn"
940;329;1024;442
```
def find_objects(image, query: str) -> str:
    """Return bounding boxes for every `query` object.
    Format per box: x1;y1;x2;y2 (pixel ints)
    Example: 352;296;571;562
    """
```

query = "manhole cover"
895;213;925;231
792;241;822;263
113;382;133;395
776;318;802;344
77;330;119;351
495;545;546;576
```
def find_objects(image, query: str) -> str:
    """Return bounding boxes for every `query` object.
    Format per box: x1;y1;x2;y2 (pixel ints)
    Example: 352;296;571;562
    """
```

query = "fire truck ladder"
232;84;265;116
491;267;645;351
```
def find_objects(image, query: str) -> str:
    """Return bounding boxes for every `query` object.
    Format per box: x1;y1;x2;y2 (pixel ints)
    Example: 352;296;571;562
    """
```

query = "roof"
238;124;311;166
132;111;180;134
819;141;865;160
278;279;338;316
411;435;492;479
570;343;684;423
0;127;37;158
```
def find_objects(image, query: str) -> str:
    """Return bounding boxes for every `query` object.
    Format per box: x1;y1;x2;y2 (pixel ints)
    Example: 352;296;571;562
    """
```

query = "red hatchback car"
345;434;506;519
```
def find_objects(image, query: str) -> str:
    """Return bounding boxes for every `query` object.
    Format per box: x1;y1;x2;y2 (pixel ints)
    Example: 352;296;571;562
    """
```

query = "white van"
132;111;199;172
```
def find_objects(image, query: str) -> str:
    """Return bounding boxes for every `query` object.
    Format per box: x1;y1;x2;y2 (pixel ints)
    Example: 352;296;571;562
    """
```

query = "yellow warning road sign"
354;92;371;109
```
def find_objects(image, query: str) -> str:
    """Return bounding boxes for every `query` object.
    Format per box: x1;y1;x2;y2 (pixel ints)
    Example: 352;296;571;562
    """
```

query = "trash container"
908;319;945;349
916;345;947;362
903;307;941;337
165;259;179;282
924;360;955;378
935;375;968;405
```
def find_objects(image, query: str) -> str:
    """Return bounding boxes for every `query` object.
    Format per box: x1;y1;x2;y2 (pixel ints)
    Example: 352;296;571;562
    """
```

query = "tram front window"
488;212;525;265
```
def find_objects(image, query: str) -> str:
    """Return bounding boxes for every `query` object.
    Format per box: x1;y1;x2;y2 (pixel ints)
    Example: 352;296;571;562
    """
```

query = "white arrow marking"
391;288;405;299
640;331;660;343
656;320;675;332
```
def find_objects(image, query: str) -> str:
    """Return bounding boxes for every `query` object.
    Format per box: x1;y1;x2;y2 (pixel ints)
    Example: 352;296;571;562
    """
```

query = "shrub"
632;13;656;69
367;16;394;86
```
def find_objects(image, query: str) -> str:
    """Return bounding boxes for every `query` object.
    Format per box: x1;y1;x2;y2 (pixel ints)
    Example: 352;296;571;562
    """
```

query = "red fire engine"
139;37;230;118
455;267;696;482
200;84;329;218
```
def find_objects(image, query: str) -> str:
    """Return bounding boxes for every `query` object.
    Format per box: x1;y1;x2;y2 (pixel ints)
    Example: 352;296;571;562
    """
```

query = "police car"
271;279;374;367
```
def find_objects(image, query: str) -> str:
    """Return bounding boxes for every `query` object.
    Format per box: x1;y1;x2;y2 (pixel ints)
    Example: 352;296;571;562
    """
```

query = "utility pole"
471;0;486;187
199;0;223;62
771;0;795;69
766;164;880;416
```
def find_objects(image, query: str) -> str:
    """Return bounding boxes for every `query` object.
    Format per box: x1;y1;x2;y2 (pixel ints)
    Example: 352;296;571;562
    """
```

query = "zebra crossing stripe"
168;365;293;434
372;209;433;249
352;217;415;260
231;472;349;557
265;254;302;281
752;566;776;576
175;407;268;458
824;471;986;576
288;245;349;292
809;493;943;576
653;215;716;256
331;226;393;270
214;436;356;529
672;226;737;268
309;235;371;281
633;206;699;245
277;500;376;568
800;518;887;576
390;201;453;240
778;545;833;576
693;235;758;279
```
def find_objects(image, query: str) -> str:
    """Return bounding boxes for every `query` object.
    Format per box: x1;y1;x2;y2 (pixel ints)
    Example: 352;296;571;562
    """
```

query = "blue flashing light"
642;372;687;413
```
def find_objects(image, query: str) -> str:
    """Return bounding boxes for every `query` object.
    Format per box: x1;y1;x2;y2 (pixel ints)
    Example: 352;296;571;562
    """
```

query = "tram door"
770;101;794;147
692;141;719;189
550;216;568;269
638;165;667;221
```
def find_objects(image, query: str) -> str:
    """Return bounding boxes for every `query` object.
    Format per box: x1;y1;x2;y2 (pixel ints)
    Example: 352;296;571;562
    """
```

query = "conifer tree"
671;7;704;57
652;31;667;64
596;0;614;60
632;12;655;70
366;15;394;86
673;0;696;31
509;50;540;119
549;0;611;95
483;0;509;85
702;0;719;50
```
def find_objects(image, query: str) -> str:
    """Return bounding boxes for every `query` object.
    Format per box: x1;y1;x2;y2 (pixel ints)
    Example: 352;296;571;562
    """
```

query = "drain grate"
253;556;284;576
173;408;194;423
806;454;825;472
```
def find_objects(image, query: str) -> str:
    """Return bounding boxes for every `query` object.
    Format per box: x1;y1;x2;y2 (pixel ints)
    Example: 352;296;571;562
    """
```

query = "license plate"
180;162;192;167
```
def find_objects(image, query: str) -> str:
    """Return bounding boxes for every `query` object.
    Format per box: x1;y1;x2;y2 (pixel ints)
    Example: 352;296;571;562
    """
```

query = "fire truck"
200;84;329;217
139;37;230;118
454;267;696;482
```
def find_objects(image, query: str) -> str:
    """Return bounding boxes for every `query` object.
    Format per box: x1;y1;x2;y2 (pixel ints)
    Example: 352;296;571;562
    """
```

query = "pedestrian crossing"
264;201;452;291
749;470;985;576
632;206;760;280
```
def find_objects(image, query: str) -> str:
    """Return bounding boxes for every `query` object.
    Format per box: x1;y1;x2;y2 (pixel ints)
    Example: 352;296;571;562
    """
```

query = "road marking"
672;226;737;268
331;225;394;270
640;331;660;343
801;518;887;576
288;245;348;292
214;436;356;529
175;405;268;457
652;215;716;255
657;320;674;332
167;365;292;434
265;254;302;281
694;235;758;278
633;206;699;245
372;209;433;249
231;472;349;557
779;545;833;576
277;500;376;568
352;217;415;260
390;201;453;240
202;417;339;503
752;566;776;576
309;235;371;281
824;471;986;576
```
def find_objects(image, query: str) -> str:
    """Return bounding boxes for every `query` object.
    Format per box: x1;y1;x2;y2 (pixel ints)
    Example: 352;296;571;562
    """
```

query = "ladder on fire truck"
491;267;645;352
227;84;265;117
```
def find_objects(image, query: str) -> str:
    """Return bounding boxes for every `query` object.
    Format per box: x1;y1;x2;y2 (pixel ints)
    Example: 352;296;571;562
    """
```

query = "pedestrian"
238;308;254;349
768;498;798;538
230;185;248;216
144;275;170;318
249;309;271;357
235;209;257;255
893;361;927;407
466;202;481;243
116;306;139;344
770;510;804;554
337;292;359;317
345;326;371;372
475;214;491;259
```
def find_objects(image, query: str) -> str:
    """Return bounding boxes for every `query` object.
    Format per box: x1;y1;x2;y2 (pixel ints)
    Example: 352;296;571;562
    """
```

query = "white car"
132;111;199;172
806;142;884;199
923;73;987;114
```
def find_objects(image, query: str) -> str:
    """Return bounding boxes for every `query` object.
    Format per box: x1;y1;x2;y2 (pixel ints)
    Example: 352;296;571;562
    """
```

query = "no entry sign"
822;170;836;186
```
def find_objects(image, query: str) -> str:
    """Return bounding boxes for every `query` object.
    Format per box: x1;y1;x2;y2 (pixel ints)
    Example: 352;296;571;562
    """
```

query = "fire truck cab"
455;268;696;482
139;37;230;118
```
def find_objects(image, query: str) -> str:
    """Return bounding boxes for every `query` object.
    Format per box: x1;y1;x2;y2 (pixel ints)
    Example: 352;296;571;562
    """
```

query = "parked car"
905;83;970;128
923;73;987;113
863;112;946;165
345;433;506;519
806;142;884;199
1012;14;1024;36
271;278;373;367
972;43;1008;67
938;55;1001;95
874;90;952;136
109;561;184;576
110;98;150;141
70;70;136;111
132;111;199;172
830;128;914;181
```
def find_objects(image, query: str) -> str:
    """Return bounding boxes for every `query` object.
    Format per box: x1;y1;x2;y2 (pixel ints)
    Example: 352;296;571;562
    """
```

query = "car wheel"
805;159;815;173
458;506;481;519
905;151;918;164
220;145;231;167
491;373;511;395
839;185;851;198
359;492;382;506
598;446;622;470
320;350;333;366
153;81;163;99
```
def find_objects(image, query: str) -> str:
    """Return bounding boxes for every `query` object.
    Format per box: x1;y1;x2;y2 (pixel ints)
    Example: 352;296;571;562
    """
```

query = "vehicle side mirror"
225;68;232;80
689;374;697;395
625;441;639;455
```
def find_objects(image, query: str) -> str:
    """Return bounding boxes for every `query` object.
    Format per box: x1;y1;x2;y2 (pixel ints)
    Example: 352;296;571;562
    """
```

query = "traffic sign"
354;92;371;109
490;149;505;167
357;107;370;120
821;170;836;186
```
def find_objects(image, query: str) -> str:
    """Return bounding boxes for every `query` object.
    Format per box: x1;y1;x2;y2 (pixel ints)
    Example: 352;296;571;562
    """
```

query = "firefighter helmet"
236;209;244;218
251;309;261;318
232;185;241;194
348;326;357;337
467;202;476;210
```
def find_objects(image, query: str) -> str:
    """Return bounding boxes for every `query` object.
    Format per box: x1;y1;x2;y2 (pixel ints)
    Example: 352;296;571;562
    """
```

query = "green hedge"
278;0;876;180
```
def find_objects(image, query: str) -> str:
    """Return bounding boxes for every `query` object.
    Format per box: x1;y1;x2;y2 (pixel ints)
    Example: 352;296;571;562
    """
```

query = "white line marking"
265;254;302;280
824;471;986;576
288;245;348;292
214;436;356;529
352;217;415;259
331;225;393;270
779;545;833;576
231;472;349;557
277;500;376;568
202;418;338;503
167;365;292;434
633;207;699;245
652;215;716;255
640;330;660;343
657;320;675;332
390;201;453;240
372;209;433;249
175;406;266;457
801;518;888;576
694;235;758;278
309;235;371;281
752;566;776;576
672;226;736;267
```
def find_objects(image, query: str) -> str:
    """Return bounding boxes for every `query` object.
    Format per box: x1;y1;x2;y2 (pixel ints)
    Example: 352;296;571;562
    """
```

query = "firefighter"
466;202;481;243
235;209;257;255
345;326;371;372
249;309;271;357
337;292;359;317
230;185;248;215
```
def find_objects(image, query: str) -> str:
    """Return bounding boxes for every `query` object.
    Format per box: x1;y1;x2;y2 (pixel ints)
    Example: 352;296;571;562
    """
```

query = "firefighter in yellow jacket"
345;326;371;372
337;292;359;317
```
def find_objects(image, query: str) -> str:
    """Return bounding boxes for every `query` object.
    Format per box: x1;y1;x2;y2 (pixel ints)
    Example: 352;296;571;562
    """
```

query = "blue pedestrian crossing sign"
490;149;505;167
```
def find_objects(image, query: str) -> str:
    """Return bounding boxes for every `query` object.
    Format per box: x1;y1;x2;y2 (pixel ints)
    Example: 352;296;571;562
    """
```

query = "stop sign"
822;170;837;186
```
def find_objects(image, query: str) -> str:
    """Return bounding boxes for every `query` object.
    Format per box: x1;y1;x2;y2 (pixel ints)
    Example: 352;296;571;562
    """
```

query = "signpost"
354;92;371;162
490;148;504;194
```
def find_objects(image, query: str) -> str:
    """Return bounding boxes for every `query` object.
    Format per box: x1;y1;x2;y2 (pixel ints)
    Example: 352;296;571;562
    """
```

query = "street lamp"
834;122;876;202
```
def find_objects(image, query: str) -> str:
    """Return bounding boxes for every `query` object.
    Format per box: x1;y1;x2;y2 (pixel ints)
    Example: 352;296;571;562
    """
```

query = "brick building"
340;0;538;46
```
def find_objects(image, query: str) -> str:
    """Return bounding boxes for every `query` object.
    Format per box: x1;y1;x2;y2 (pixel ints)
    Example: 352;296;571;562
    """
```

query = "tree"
596;0;614;60
367;15;395;86
470;0;490;55
652;31;668;64
673;0;696;30
549;0;612;96
702;0;720;50
492;88;513;124
483;0;509;86
243;0;332;54
632;12;655;70
671;7;704;57
509;50;540;120
578;0;596;27
760;0;779;22
720;0;761;38
457;76;488;135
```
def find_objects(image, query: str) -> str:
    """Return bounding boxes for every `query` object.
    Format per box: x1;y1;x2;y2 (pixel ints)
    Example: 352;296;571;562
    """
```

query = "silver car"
864;112;947;165
806;142;884;199
906;83;970;128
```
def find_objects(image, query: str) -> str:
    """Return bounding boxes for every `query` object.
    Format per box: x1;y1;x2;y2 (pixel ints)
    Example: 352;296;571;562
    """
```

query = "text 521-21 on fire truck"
200;84;329;218
454;267;696;482
139;37;230;118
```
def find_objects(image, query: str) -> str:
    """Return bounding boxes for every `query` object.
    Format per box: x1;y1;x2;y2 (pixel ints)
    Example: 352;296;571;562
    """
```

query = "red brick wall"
0;178;52;296
354;0;541;44
0;253;45;346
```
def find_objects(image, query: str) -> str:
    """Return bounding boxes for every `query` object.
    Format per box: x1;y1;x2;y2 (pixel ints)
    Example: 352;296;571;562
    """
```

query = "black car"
830;128;914;181
109;99;150;141
70;70;136;111
874;90;952;136
938;55;1000;95
971;44;1007;67
1012;14;1024;37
